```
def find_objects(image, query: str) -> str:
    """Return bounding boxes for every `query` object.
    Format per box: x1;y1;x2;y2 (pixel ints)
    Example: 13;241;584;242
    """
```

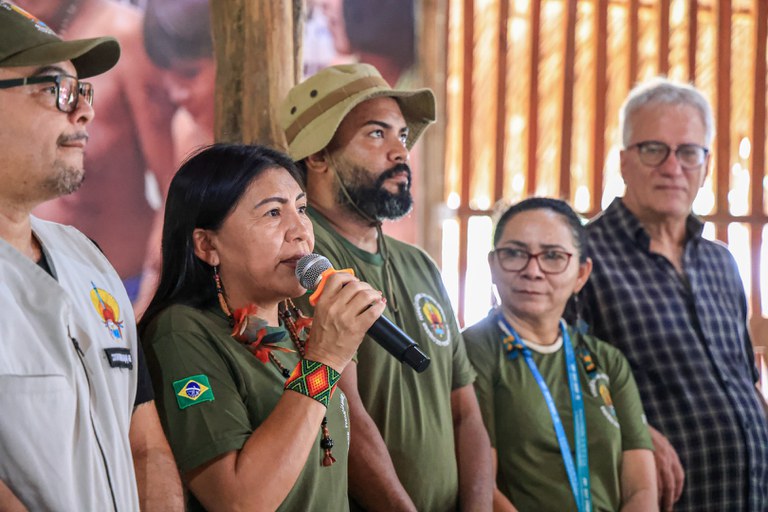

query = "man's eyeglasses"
493;248;573;274
626;140;709;169
0;74;94;113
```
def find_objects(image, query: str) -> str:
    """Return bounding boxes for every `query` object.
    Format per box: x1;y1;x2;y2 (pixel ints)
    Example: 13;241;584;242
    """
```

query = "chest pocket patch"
89;283;125;341
588;372;619;428
413;293;451;347
104;348;133;369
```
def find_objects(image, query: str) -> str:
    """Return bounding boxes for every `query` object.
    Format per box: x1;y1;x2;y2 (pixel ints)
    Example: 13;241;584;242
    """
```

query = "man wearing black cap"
0;3;182;510
14;0;178;310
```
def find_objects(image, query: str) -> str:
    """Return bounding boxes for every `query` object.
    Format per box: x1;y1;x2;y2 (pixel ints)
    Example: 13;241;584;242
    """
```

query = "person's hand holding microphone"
297;254;431;372
300;260;387;373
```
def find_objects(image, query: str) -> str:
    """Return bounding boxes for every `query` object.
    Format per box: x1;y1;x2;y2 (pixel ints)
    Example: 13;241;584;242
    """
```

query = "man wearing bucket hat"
280;63;493;511
0;3;182;510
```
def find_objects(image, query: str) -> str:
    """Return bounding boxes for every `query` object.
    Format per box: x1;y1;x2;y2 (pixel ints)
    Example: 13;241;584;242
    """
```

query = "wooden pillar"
420;0;449;261
209;0;302;147
526;0;541;196
456;0;475;324
715;0;731;243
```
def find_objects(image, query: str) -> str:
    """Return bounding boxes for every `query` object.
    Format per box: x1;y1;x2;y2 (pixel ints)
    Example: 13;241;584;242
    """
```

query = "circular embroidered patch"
413;292;451;346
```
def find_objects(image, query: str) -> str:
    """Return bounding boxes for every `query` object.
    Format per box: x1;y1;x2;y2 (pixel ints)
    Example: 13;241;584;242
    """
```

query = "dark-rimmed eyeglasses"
0;74;94;113
626;140;709;169
493;248;573;274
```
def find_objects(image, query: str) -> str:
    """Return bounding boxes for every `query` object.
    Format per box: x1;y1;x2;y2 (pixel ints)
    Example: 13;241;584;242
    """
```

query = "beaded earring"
572;293;588;335
213;265;232;325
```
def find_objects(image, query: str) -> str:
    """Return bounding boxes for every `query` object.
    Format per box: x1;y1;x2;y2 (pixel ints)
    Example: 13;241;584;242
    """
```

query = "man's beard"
46;133;87;196
46;159;84;196
337;163;413;221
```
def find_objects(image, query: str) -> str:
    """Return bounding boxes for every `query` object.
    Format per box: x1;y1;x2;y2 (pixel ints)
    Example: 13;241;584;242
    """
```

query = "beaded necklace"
215;268;337;466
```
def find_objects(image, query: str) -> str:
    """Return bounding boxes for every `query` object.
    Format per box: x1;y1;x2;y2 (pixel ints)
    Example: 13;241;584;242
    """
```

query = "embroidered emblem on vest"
588;372;619;428
89;282;124;340
173;375;215;409
413;292;450;346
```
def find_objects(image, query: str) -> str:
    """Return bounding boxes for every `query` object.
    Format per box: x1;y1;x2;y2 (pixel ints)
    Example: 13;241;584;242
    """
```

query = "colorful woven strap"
284;359;341;407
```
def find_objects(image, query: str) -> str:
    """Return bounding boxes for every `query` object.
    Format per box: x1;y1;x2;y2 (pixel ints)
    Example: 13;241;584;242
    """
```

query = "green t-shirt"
302;208;477;512
142;304;351;512
463;313;653;512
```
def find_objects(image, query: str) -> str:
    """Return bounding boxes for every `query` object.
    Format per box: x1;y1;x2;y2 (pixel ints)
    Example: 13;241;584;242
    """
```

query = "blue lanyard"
497;314;592;512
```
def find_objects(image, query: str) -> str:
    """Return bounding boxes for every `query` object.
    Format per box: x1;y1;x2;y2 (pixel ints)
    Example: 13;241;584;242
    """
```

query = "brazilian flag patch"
173;374;214;409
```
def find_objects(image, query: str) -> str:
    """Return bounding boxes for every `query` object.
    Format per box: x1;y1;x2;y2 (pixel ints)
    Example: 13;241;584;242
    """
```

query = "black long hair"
138;143;303;337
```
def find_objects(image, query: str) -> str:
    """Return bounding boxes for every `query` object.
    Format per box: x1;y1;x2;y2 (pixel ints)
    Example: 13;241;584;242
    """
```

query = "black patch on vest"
104;348;133;369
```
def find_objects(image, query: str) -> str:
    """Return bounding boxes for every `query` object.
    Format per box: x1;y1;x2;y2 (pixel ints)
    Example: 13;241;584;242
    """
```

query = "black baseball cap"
0;2;120;78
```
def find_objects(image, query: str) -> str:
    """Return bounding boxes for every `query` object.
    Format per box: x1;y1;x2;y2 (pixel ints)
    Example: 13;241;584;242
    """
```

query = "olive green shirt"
303;208;476;511
142;304;350;511
464;313;653;512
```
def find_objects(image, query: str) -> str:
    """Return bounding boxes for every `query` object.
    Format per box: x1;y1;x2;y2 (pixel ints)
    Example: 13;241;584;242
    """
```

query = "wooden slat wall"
591;0;608;210
527;0;542;197
688;0;698;81
750;0;767;316
558;1;578;200
447;0;768;325
628;0;639;87
495;0;510;204
659;0;671;74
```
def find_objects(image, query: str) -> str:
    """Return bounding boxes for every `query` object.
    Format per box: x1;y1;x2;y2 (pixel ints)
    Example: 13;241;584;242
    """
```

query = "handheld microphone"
296;254;431;373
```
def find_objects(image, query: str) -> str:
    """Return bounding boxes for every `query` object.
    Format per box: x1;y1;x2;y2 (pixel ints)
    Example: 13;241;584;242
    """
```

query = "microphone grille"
295;253;333;290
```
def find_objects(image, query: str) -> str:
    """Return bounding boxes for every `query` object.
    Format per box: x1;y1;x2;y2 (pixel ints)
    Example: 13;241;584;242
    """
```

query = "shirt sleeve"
147;328;253;473
451;330;477;391
463;322;497;447
133;342;154;407
603;343;654;452
430;265;475;390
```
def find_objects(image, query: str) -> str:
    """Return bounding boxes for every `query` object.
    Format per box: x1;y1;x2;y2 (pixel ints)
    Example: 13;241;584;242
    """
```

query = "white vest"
0;217;140;511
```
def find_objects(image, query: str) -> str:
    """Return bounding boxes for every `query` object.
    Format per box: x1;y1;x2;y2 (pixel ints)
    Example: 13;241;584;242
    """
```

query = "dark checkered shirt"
580;198;768;512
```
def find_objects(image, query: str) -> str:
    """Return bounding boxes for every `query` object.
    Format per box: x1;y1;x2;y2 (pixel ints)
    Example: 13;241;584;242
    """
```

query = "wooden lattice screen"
442;0;768;332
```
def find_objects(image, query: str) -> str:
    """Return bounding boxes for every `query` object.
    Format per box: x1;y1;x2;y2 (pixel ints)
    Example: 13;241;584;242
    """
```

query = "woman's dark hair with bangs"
493;197;588;263
138;143;303;336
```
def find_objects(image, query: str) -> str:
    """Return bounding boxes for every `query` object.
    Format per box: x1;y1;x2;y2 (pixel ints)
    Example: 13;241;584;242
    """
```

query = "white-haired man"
581;77;768;512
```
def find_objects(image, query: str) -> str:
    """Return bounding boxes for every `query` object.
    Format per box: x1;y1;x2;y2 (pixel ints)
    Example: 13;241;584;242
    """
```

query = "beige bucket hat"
279;63;436;161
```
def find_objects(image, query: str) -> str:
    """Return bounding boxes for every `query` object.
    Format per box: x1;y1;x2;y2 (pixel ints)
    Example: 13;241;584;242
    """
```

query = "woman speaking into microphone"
138;143;385;511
